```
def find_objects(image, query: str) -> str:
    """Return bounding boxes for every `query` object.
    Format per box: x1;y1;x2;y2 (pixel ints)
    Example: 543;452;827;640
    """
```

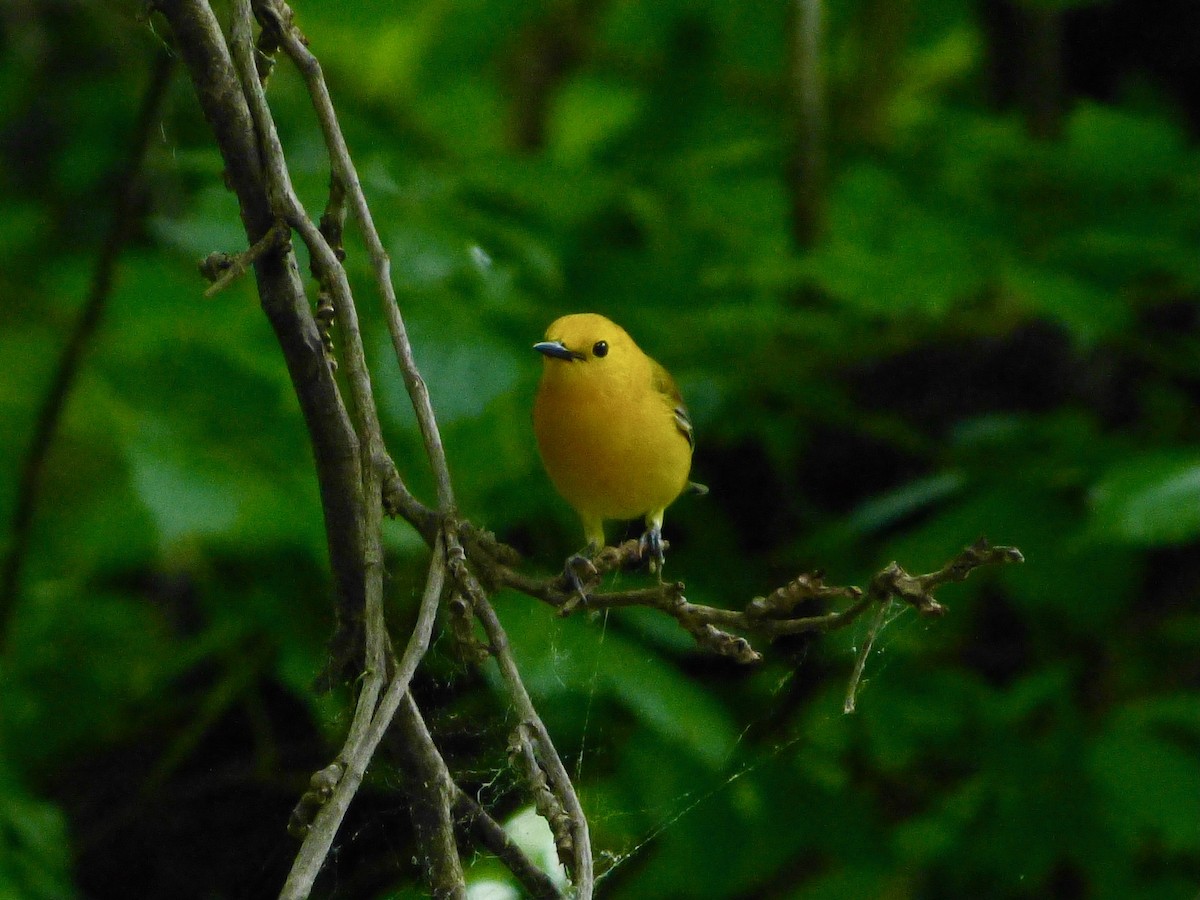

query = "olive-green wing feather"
650;358;694;450
650;359;708;495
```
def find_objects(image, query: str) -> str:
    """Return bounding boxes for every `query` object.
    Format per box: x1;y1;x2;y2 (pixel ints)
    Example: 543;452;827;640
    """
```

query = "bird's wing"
650;359;694;450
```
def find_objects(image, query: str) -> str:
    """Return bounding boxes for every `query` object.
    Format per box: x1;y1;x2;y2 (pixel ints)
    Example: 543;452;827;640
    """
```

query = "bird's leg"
561;543;599;611
638;515;666;576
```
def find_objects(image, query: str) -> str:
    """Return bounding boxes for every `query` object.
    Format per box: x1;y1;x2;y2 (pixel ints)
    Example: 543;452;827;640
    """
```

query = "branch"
465;527;1023;667
281;534;450;898
255;0;457;516
199;219;291;296
450;787;565;900
447;534;595;897
155;0;375;686
0;49;174;647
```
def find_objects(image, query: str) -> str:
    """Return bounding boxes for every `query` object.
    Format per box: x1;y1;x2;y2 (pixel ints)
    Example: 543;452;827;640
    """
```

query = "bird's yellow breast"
533;335;691;524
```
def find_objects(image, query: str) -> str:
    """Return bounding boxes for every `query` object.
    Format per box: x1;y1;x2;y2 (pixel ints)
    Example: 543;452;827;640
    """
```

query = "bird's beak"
533;340;585;361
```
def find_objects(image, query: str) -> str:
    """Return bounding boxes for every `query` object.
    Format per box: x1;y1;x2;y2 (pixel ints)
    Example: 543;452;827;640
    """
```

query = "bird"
532;312;701;580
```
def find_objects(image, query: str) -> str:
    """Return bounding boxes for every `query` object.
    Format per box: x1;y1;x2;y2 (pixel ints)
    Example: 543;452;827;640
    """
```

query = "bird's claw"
560;552;598;613
638;527;666;575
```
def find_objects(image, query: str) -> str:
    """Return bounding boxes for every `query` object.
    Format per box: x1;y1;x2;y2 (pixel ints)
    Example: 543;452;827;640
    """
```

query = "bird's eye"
592;340;609;358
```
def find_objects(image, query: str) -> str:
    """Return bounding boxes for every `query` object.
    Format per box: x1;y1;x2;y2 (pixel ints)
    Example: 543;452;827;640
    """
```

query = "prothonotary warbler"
533;313;702;575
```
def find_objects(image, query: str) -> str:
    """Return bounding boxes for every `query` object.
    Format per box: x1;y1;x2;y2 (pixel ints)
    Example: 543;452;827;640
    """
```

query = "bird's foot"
638;526;666;576
560;552;598;613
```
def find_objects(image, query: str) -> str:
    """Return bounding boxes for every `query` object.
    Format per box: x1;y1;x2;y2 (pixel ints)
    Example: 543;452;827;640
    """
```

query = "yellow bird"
533;313;700;573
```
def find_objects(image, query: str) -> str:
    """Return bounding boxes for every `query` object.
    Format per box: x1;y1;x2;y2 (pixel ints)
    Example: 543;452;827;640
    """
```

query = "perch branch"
463;526;1022;666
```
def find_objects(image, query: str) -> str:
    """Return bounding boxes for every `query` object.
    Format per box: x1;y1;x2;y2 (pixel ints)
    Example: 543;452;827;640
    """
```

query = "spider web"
312;583;920;897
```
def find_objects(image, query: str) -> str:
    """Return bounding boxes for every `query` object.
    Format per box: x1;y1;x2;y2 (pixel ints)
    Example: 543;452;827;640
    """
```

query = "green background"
2;0;1199;896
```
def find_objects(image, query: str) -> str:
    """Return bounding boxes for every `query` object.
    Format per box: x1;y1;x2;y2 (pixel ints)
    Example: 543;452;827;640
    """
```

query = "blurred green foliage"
3;0;1200;897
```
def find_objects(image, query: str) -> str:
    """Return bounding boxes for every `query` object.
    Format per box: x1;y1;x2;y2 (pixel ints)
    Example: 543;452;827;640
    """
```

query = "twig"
450;787;565;900
280;535;449;898
447;535;595;898
464;527;1022;666
255;0;457;515
0;49;174;647
200;219;291;296
843;600;890;714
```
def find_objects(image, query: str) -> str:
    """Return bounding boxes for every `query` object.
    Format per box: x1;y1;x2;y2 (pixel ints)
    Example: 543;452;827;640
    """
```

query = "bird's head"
533;314;638;381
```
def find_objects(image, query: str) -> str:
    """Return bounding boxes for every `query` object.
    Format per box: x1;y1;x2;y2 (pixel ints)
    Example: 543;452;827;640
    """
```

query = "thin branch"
450;787;565;900
199;219;291;296
843;600;890;714
465;527;1023;665
255;0;457;515
281;535;449;898
155;0;373;687
0;49;174;647
448;535;595;898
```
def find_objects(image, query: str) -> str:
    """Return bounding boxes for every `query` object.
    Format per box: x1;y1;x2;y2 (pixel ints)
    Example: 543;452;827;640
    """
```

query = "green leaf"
1003;266;1132;343
0;775;74;900
803;164;988;319
1090;452;1200;545
1091;719;1200;852
844;471;966;535
127;439;242;546
549;77;643;165
1064;103;1188;189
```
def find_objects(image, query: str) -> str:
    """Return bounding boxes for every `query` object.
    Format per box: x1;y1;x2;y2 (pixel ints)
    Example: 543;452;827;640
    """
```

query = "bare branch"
281;535;449;898
155;0;373;685
448;534;595;898
463;526;1023;667
255;0;457;515
199;219;291;296
450;787;566;900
